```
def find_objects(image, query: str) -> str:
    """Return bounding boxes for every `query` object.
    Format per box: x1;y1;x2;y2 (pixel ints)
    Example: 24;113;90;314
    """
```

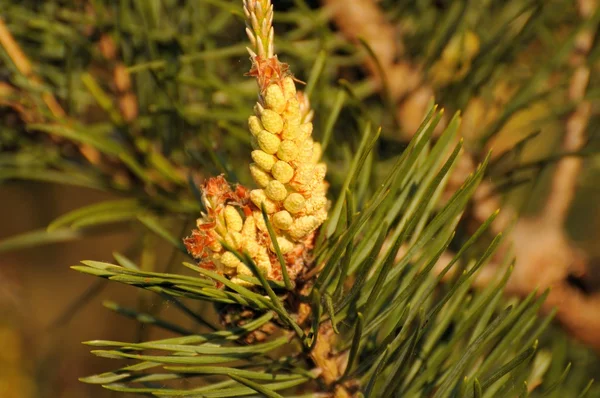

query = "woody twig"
0;18;101;164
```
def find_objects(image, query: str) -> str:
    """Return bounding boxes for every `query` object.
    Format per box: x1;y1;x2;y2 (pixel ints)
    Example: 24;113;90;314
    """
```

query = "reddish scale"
231;186;252;209
288;179;308;195
271;265;282;281
204;176;228;198
243;205;254;217
204;175;249;210
184;228;222;260
198;221;216;231
285;231;316;270
183;233;209;259
266;250;284;281
235;185;250;200
185;175;257;275
246;55;290;94
256;230;271;248
302;232;316;252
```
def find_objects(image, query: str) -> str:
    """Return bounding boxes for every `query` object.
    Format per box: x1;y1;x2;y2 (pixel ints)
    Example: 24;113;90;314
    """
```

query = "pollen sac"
314;207;328;223
250;189;277;213
254;245;272;274
312;142;323;163
243;239;271;274
270;235;294;254
283;98;301;127
242;216;257;238
314;163;327;181
272;210;293;230
236;263;253;276
296;139;314;163
248;115;263;136
292;164;315;187
313;180;328;196
277;140;298;162
221;251;243;268
244;239;261;258
224;206;243;232
271;161;294;184
251;150;277;171
265;180;287;201
257;130;281;154
215;218;228;236
305;196;327;214
250;163;272;187
283;76;297;99
261;109;284;134
288;215;320;240
297;123;313;141
242;217;256;238
298;92;313;122
265;84;286;113
225;231;243;248
209;239;222;253
284;193;306;214
252;210;268;231
286;96;300;113
282;124;299;140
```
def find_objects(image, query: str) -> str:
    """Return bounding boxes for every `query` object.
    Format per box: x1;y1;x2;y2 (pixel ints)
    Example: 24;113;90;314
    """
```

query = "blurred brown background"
1;183;137;398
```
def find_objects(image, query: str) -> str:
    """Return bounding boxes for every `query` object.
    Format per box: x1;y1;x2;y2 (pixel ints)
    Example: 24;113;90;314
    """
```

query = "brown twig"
0;18;102;164
322;0;445;139
533;0;599;350
0;19;66;119
473;0;599;352
321;0;422;102
544;28;594;225
98;34;139;123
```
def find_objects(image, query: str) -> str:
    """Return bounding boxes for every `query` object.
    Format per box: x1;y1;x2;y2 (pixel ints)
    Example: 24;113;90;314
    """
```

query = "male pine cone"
248;77;328;243
184;0;328;286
